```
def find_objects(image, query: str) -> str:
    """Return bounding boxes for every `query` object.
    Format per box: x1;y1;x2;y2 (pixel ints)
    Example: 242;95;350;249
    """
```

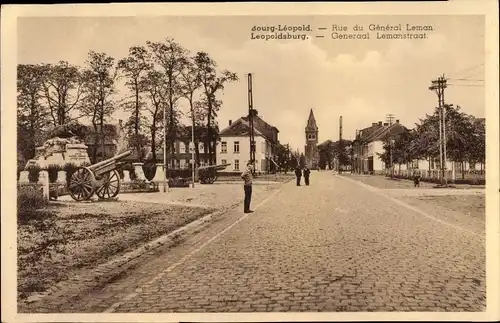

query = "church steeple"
306;109;318;130
304;109;319;169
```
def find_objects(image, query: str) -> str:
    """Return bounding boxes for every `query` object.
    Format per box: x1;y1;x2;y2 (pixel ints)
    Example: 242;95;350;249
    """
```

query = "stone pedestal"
19;171;29;183
153;163;166;182
57;170;67;184
123;170;131;183
38;170;50;201
25;137;91;170
132;163;146;181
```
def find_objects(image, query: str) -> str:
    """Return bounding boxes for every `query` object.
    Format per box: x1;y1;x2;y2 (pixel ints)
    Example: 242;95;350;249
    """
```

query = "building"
217;109;280;173
84;123;120;162
304;109;319;169
352;120;407;174
152;125;216;169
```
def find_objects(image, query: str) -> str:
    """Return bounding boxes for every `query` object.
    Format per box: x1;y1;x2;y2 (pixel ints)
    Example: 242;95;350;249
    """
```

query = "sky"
17;15;485;152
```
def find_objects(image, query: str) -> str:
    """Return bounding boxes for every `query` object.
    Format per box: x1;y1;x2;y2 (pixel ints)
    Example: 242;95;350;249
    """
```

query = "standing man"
303;165;311;186
241;160;254;213
295;166;302;186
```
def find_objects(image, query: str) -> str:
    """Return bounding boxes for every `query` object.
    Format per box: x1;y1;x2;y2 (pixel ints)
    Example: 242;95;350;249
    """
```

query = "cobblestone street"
44;171;486;313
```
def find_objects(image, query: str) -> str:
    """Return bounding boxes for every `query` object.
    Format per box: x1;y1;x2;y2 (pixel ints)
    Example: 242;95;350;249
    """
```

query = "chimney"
229;120;232;126
383;122;389;126
249;109;258;117
372;122;377;126
396;119;400;124
378;121;382;126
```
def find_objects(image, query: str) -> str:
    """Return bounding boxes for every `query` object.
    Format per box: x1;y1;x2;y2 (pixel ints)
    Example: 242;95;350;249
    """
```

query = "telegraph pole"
247;73;256;173
429;75;448;186
386;114;395;178
338;116;343;173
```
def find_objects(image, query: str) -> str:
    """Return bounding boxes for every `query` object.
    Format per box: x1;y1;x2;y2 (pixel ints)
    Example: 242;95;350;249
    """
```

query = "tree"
117;46;151;156
41;61;85;126
81;51;118;162
141;69;167;162
179;55;203;166
318;140;334;170
194;51;238;165
17;64;50;161
147;38;188;168
468;116;485;172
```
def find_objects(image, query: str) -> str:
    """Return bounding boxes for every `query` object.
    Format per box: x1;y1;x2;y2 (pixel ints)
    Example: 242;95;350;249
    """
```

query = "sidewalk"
60;182;282;210
342;173;485;190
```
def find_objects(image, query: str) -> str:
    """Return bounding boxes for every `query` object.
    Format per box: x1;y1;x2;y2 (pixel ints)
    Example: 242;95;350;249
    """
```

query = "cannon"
68;150;132;201
198;163;231;184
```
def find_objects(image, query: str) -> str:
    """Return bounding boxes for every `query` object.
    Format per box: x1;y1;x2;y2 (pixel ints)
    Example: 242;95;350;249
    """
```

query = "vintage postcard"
1;1;499;322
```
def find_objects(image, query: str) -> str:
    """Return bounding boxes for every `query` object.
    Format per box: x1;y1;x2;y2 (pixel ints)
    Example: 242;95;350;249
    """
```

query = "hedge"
17;185;48;223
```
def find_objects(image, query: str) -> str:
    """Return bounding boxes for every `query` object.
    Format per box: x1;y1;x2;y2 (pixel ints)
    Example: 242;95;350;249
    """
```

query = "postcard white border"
2;1;499;322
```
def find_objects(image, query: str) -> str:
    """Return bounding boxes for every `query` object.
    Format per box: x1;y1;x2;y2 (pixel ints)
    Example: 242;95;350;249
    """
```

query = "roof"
219;118;264;137
305;109;318;130
361;123;407;143
220;113;278;144
241;114;279;143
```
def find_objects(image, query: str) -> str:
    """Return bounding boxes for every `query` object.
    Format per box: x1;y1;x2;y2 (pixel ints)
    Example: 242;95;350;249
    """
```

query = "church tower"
304;109;319;169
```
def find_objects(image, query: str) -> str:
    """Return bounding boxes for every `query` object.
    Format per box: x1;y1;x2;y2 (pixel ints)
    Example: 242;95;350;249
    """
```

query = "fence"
384;168;485;185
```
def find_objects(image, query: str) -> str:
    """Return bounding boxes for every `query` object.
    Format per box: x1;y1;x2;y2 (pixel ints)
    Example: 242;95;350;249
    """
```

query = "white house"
217;110;279;173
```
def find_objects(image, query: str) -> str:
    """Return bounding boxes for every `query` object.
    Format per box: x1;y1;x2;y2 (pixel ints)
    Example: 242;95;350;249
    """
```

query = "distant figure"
241;161;254;213
295;167;302;186
303;166;311;186
413;169;421;187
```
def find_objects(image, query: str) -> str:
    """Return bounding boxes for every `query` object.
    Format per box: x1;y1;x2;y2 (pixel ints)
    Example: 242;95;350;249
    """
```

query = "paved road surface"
56;171;486;312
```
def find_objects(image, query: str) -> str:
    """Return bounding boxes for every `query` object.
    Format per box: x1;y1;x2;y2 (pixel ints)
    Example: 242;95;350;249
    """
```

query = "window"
261;142;265;153
180;142;186;153
199;142;204;152
261;159;265;171
234;159;240;171
234;141;240;153
221;141;227;153
180;159;186;168
221;159;227;165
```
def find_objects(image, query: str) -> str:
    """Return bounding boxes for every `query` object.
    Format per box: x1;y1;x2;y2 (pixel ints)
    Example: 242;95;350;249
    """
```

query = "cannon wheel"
207;174;217;184
68;167;97;201
96;170;120;200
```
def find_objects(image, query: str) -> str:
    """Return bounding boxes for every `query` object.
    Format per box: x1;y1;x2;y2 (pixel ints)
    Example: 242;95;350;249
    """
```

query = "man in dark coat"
241;161;254;213
303;165;311;186
295;167;302;186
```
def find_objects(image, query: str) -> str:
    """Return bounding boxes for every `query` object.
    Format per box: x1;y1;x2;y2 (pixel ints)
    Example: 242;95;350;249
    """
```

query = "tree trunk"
151;124;156;162
92;123;98;164
462;161;465;179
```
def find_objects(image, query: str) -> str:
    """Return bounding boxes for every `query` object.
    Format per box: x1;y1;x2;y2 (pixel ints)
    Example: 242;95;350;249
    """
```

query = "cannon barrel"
198;163;231;171
87;150;133;171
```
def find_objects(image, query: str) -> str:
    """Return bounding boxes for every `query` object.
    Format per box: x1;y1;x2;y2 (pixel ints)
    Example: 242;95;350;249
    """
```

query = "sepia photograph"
1;2;499;322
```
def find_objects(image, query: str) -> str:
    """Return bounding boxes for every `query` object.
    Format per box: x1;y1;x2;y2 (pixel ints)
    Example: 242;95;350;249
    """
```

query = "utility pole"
429;75;448;186
386;114;395;178
247;73;256;173
338;116;343;174
163;90;168;193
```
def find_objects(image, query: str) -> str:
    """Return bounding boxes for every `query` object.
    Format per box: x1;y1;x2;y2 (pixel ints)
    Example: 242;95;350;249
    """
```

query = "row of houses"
90;109;281;173
351;118;485;174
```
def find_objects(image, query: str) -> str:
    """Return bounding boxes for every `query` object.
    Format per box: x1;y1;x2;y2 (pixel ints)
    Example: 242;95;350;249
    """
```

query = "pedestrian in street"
303;165;311;186
413;169;421;187
241;161;254;213
295;166;302;186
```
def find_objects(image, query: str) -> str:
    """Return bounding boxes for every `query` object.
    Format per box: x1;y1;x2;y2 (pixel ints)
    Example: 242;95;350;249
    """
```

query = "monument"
24;136;91;169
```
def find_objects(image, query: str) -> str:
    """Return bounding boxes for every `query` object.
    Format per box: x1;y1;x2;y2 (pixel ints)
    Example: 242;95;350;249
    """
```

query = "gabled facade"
352;120;407;174
217;109;279;173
